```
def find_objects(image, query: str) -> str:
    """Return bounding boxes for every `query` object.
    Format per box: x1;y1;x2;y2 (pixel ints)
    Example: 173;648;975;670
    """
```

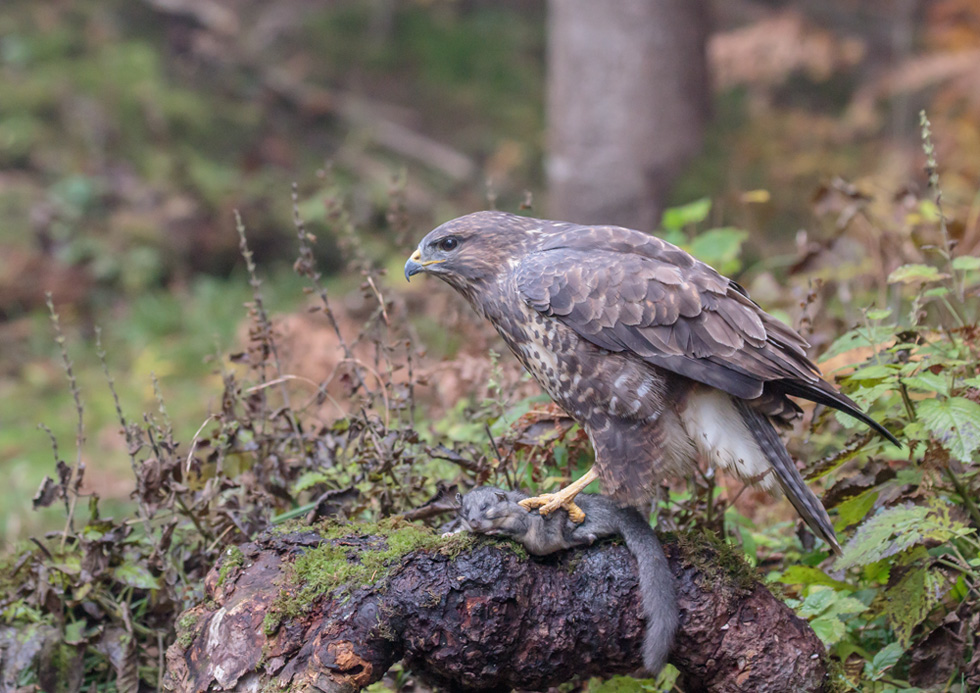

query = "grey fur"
458;486;678;674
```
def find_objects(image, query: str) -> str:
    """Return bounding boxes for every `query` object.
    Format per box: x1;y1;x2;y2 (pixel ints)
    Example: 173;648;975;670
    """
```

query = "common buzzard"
405;211;898;553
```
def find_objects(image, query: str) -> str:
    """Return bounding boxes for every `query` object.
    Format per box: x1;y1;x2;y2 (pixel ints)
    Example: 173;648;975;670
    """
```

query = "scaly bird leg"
519;467;600;524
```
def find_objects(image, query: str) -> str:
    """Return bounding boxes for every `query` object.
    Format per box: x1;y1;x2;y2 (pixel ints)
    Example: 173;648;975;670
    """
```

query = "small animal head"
456;487;524;536
404;211;544;295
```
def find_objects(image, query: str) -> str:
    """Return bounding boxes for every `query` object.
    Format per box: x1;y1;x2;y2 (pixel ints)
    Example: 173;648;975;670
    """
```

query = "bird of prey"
405;211;898;554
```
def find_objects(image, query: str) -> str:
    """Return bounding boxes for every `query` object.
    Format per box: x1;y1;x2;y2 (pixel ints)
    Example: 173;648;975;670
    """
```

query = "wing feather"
514;234;822;402
513;224;898;444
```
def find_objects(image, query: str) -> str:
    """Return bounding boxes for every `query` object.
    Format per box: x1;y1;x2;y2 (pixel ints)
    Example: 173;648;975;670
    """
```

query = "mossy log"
164;521;829;693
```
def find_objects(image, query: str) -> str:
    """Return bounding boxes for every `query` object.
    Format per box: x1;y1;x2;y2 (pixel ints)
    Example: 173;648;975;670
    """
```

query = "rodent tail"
734;399;842;555
615;507;678;675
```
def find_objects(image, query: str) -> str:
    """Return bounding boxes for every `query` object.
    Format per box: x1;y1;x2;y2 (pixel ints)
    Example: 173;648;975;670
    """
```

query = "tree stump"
164;521;829;692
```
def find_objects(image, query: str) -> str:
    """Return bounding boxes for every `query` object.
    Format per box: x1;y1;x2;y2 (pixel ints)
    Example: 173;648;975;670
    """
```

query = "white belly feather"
680;388;776;489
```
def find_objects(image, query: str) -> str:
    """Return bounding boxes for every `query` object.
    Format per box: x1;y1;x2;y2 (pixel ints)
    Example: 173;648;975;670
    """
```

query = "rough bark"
165;524;828;693
546;0;710;230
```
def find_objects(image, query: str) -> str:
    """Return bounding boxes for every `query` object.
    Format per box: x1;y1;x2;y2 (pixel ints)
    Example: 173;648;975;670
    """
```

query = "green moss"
262;609;283;636
824;657;849;693
675;529;759;593
264;519;474;633
585;674;658;692
175;611;201;649
216;545;244;588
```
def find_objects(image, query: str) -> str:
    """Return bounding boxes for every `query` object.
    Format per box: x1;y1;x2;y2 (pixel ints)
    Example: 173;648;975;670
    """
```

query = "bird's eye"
438;237;459;252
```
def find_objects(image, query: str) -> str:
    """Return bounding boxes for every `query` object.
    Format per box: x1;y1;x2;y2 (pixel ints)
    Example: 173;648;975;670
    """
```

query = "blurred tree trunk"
546;0;710;230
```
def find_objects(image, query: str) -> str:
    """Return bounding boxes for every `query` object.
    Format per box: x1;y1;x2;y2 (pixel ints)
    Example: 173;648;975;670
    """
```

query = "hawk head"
404;211;537;292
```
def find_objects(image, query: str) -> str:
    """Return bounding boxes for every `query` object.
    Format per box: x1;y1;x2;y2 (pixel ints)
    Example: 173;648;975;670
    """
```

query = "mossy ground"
215;545;245;588
674;529;760;594
175;610;202;650
262;519;475;634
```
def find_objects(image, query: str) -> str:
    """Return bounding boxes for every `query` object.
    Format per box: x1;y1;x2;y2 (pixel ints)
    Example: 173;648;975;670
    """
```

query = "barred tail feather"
777;378;901;447
734;400;842;555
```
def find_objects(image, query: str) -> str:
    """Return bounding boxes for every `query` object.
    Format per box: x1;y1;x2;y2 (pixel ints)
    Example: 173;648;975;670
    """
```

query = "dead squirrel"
456;486;678;675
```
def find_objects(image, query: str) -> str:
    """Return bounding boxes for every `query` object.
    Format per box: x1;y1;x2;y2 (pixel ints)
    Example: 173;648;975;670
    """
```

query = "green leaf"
836;501;972;570
882;566;946;648
917;396;980;462
864;641;905;681
834;490;878;530
809;614;846;645
865;308;892;321
64;620;87;645
951;255;980;271
797;587;836;617
778;566;853;592
824;596;870;619
844;364;900;382
821;323;894;362
901;371;949;397
294;471;330;493
661;197;711;230
887;264;948;285
113;562;160;590
686;227;749;275
660;228;686;247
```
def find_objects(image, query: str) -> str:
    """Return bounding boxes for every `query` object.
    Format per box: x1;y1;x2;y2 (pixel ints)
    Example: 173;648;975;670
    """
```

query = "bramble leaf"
844;364;900;382
821;323;894;362
809;615;846;645
864;641;905;681
917;396;980;462
836;501;973;570
778;565;853;592
834;490;878;531
881;566;946;648
901;370;949;397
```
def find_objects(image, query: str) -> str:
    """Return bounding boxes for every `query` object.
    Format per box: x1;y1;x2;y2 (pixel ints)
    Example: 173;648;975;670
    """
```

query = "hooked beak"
404;248;445;281
404;249;423;281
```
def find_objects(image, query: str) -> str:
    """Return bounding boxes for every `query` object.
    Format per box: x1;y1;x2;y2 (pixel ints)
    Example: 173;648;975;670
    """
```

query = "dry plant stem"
289;185;371;398
166;528;829;693
184;415;218;475
151;372;172;425
46;293;85;547
899;382;918;423
405;340;417;424
244;375;346;420
943;468;980;536
919;110;962;303
235;211;305;447
96;327;139;479
96;327;157;537
36;423;62;507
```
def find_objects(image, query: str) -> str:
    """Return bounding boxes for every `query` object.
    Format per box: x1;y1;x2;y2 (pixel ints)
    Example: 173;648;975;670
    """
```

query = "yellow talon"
562;500;586;524
519;494;587;523
518;466;600;525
